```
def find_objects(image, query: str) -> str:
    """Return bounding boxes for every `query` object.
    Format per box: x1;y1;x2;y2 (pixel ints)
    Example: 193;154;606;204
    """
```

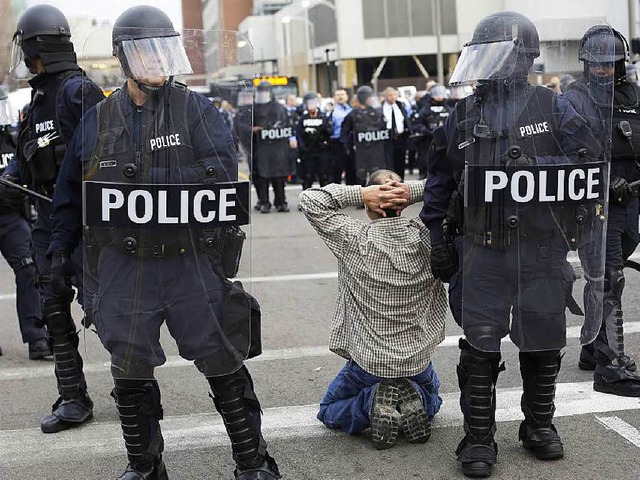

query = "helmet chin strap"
134;76;173;95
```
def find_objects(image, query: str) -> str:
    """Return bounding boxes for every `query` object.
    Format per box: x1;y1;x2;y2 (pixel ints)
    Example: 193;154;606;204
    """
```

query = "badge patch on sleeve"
99;160;117;169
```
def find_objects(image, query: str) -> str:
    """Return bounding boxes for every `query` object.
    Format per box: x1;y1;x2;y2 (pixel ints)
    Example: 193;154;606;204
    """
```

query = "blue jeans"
317;360;442;435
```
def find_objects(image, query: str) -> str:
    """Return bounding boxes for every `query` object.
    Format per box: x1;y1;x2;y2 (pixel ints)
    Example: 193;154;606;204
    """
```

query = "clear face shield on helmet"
255;90;270;104
120;34;193;83
305;98;319;111
449;40;520;85
8;33;32;79
0;98;13;126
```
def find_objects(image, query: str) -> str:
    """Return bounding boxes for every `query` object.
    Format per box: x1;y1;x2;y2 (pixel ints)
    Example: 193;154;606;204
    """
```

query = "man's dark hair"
334;87;348;95
366;169;403;217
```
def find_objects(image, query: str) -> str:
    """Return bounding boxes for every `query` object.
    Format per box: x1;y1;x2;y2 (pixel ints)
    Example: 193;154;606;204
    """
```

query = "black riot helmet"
356;86;374;106
112;6;192;93
303;91;320;111
10;4;77;76
450;11;539;85
255;81;272;104
579;26;629;84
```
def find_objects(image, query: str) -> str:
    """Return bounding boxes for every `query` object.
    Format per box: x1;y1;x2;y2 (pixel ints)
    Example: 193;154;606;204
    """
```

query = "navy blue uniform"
50;84;238;377
295;109;332;189
0;129;44;344
421;82;601;350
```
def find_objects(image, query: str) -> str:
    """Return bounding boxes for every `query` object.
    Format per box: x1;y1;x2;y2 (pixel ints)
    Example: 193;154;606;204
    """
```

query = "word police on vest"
261;127;293;140
357;130;390;143
83;181;250;228
35;119;55;133
1;152;14;168
519;122;550;138
150;134;181;151
478;164;605;204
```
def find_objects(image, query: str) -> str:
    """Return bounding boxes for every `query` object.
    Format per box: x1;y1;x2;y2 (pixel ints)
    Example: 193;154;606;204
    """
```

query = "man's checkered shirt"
299;181;448;378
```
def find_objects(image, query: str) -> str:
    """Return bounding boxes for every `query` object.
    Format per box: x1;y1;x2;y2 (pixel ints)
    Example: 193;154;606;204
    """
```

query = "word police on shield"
83;181;251;228
465;163;606;206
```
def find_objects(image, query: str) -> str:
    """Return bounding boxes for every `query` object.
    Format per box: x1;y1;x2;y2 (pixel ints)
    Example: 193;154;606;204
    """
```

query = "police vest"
301;113;329;149
0;131;15;174
453;86;576;247
611;84;640;174
352;108;390;147
87;83;202;247
19;70;80;191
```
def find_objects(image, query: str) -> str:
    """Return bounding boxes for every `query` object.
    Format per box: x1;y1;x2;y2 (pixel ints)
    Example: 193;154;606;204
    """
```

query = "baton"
0;176;52;204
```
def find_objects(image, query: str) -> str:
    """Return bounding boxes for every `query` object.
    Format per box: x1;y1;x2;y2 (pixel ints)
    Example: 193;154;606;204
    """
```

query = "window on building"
363;0;456;39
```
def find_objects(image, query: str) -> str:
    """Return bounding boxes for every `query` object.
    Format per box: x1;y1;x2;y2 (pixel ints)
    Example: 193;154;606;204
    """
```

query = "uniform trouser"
32;200;87;399
386;139;407;180
448;236;571;352
344;148;358;186
0;212;44;343
300;150;331;190
583;198;640;362
254;175;287;207
328;139;348;184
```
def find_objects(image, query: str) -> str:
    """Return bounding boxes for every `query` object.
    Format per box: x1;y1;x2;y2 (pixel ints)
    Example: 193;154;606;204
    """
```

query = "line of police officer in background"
242;78;459;213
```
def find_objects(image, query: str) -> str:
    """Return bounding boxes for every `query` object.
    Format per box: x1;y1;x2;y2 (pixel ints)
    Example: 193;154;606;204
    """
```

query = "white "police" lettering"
261;127;293;140
303;118;323;127
484;167;601;203
357;130;390;143
101;187;237;224
35;120;55;134
150;134;181;151
0;152;14;168
519;122;550;137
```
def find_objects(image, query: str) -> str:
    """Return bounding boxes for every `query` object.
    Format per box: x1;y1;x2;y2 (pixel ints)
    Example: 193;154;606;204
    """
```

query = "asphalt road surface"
1;180;640;480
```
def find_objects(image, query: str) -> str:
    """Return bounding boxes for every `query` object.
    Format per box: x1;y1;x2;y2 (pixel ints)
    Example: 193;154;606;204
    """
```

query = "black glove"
430;240;458;283
50;250;74;297
610;176;633;206
0;175;27;212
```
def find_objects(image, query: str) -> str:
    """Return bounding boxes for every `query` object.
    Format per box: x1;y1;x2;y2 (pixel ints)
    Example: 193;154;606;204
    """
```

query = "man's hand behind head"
362;179;409;217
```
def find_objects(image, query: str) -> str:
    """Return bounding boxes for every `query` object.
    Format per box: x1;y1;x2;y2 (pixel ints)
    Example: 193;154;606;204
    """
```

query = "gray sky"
26;0;184;30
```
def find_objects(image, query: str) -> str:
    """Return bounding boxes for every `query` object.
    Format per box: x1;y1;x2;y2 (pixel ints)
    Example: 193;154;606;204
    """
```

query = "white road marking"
2;381;639;464
236;271;338;283
2;322;640;381
596;415;640;448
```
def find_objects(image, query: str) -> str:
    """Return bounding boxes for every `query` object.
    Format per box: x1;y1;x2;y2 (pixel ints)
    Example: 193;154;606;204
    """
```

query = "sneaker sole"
370;380;399;450
397;379;431;443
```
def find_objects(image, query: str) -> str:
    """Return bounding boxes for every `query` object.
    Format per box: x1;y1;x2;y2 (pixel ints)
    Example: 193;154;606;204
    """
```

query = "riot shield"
352;109;390;181
449;24;613;352
82;29;256;380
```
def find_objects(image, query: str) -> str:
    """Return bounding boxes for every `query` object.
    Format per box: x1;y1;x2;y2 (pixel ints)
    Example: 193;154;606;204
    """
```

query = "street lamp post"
301;0;341;90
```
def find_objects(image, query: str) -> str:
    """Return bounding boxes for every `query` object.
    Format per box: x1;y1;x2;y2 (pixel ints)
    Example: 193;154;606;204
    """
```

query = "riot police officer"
296;91;333;190
565;26;640;397
341;86;390;186
253;81;293;213
4;3;105;433
421;12;605;477
0;87;48;359
411;85;452;179
49;7;281;479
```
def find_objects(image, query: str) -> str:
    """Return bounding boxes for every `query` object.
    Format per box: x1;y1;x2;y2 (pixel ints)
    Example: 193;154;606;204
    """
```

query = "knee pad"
43;298;75;337
463;325;505;353
112;378;163;420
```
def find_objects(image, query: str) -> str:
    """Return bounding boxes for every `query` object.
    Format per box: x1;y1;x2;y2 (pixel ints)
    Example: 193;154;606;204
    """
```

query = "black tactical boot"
208;368;281;480
28;337;53;359
456;339;503;478
275;203;290;213
259;202;271;214
370;379;400;449
591;268;640;396
112;378;167;480
40;299;93;433
518;351;564;460
397;378;431;444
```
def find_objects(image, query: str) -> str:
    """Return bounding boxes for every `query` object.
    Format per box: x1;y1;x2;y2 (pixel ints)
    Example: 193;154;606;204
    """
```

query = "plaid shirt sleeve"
407;180;427;205
299;184;366;259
